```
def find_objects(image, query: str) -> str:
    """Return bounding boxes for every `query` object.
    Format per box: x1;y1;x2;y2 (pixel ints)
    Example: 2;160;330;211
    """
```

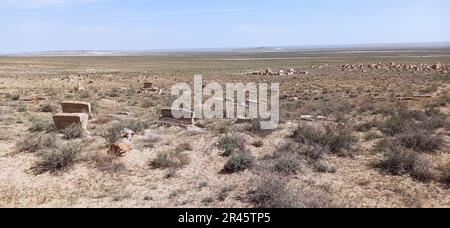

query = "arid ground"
1;49;450;208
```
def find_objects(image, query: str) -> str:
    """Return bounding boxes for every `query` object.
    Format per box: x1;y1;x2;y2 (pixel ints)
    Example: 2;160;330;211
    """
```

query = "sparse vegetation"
8;94;20;101
364;131;383;141
395;130;443;153
17;105;27;113
249;177;331;208
29;118;55;133
1;51;450;208
95;153;125;173
62;123;84;140
16;133;56;153
217;134;246;157
273;152;302;175
218;186;233;201
291;124;355;155
378;149;434;182
251;140;264;148
150;150;190;169
39;104;57;113
31;143;81;175
176;142;193;152
223;151;255;173
442;164;450;188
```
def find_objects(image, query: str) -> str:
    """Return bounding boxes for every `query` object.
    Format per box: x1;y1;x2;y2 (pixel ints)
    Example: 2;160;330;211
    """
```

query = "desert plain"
0;48;450;208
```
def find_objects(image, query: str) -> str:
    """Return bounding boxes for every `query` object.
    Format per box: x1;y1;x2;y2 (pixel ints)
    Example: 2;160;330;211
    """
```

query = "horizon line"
2;41;450;56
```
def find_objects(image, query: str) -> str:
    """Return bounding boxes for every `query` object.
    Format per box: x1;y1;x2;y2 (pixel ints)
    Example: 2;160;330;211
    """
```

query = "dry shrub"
16;133;56;153
31;143;81;175
249;177;331;208
150;150;190;170
176;142;193;152
39;103;57;113
29;118;55;133
355;119;380;132
364;131;383;141
223;151;255;173
291;124;355;155
62;123;84;140
304;99;353;118
273;152;302;175
430;92;450;107
212;121;230;134
395;130;443;153
379;114;414;136
378;149;434;182
8;94;20;101
95;153;125;173
442;164;450;188
141;99;156;108
252;140;264;148
142;131;161;148
92;115;113;125
79;90;91;99
379;108;447;137
217;134;246;157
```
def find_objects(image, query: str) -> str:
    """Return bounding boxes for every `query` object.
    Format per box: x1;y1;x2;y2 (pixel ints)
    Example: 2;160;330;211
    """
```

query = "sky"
0;0;449;53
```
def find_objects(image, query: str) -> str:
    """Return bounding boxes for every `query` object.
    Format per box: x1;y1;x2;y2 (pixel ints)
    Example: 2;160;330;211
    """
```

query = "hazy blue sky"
1;0;449;53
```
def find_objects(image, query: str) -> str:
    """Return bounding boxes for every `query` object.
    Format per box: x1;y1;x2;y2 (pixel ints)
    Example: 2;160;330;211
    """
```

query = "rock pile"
341;62;449;73
108;128;136;157
138;82;160;94
250;68;308;76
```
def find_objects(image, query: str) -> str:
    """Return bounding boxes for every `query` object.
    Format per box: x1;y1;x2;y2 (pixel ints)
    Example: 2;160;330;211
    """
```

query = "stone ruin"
249;68;308;76
60;101;91;114
138;82;160;94
341;62;449;73
160;108;196;126
53;101;91;130
53;113;89;130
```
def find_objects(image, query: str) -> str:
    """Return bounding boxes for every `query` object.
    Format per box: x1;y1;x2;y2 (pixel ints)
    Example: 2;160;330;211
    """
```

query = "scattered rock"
341;62;449;73
300;115;314;121
108;128;135;157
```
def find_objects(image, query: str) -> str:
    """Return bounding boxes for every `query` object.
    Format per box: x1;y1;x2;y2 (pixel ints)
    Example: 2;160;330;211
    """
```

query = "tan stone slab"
53;113;89;130
61;101;91;114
